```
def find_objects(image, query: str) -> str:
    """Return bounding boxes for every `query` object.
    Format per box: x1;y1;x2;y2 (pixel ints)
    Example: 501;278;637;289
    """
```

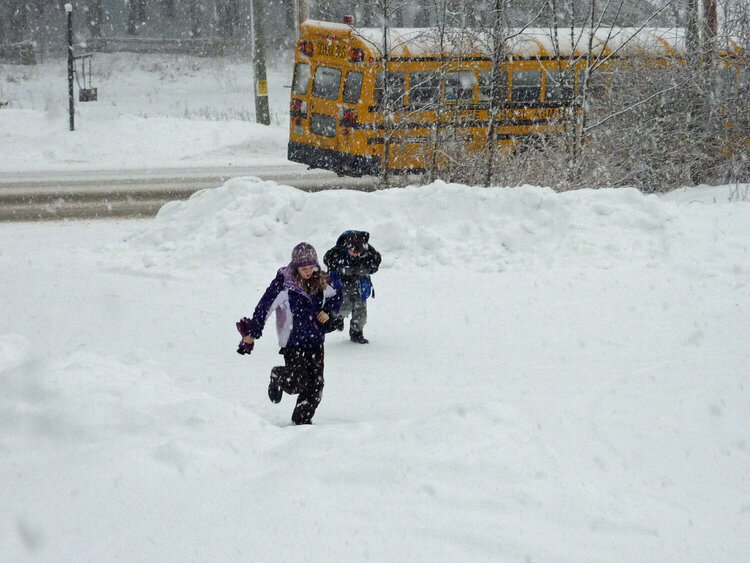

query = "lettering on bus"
317;41;348;59
495;107;564;121
440;109;482;124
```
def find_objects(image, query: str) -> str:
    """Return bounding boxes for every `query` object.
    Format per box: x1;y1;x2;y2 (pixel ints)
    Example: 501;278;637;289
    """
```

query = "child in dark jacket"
323;230;382;344
236;242;342;425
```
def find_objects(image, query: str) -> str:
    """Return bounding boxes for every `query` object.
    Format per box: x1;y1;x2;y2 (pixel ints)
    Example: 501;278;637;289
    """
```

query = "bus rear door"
308;63;343;155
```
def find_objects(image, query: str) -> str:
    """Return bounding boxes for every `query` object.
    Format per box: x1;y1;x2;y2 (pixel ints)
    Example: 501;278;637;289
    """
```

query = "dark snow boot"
350;331;369;344
268;367;284;403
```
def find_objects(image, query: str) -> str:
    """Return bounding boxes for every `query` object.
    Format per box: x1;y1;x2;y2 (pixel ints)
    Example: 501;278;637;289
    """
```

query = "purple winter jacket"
244;267;342;349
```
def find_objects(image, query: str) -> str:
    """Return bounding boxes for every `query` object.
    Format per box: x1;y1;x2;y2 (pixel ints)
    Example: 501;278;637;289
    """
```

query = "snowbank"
114;177;748;279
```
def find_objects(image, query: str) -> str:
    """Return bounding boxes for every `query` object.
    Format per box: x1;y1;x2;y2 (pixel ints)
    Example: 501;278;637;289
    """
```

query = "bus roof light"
343;15;355;25
349;48;365;63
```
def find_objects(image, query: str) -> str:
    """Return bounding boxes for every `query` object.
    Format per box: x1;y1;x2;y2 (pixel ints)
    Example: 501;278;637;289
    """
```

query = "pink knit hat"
289;242;320;269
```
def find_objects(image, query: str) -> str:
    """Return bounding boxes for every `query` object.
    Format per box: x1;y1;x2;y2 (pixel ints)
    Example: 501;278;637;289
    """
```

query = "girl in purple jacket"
237;242;342;425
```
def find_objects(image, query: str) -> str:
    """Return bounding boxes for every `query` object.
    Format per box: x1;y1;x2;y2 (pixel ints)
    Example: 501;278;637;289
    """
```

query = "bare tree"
542;0;749;191
370;0;433;186
217;0;240;38
482;0;511;186
87;0;105;38
126;0;147;35
419;0;471;182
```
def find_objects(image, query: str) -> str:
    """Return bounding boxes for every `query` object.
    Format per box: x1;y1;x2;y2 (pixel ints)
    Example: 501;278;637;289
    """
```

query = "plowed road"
0;165;379;221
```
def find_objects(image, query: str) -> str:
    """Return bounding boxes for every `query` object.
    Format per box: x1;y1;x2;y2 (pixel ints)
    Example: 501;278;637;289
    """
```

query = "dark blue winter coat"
323;231;381;302
246;267;342;348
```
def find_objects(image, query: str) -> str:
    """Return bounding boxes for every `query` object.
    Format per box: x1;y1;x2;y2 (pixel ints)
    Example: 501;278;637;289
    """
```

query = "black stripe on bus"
370;55;609;63
367;102;573;112
374;56;490;62
366;133;520;145
359;118;556;131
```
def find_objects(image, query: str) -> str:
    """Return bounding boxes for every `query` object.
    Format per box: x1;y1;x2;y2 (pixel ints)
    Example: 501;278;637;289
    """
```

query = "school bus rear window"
342;71;363;104
312;66;342;100
292;62;311;95
310;113;337;137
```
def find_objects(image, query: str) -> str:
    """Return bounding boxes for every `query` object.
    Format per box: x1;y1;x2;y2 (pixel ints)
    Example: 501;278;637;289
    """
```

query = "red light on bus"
290;99;307;115
343;15;355;25
299;41;313;57
349;48;365;63
343;109;358;123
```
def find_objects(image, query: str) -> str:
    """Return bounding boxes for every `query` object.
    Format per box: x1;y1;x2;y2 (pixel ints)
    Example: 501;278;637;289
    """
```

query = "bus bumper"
288;142;380;177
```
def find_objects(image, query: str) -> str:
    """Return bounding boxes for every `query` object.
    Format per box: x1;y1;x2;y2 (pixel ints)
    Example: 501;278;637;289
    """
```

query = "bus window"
545;69;574;102
375;72;406;108
585;70;607;98
408;72;440;107
511;70;541;103
312;66;342;100
292;62;311;95
310;113;337;137
444;71;476;103
478;70;508;103
342;71;364;104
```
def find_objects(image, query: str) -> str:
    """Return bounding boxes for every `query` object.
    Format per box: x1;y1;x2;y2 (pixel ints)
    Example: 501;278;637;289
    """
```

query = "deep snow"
2;52;750;562
0;53;291;173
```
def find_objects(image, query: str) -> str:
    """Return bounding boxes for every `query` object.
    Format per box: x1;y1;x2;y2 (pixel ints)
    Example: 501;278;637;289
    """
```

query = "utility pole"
65;3;75;131
251;0;270;125
295;0;309;38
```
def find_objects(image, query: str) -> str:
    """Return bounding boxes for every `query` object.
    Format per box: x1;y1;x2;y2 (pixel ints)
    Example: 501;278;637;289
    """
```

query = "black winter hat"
345;232;367;253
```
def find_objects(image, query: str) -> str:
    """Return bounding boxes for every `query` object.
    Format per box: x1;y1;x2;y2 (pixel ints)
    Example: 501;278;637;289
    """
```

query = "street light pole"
65;3;74;131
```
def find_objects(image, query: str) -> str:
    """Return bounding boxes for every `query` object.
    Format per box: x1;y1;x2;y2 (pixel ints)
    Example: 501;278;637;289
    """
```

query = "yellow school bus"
287;20;746;177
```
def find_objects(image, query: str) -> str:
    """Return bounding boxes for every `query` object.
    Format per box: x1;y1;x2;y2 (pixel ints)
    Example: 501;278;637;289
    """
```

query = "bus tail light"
349;48;365;63
339;108;358;125
299;41;313;57
290;99;307;116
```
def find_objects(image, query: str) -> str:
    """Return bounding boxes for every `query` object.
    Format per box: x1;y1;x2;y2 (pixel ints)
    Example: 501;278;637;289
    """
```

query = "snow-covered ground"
2;53;750;561
0;53;291;173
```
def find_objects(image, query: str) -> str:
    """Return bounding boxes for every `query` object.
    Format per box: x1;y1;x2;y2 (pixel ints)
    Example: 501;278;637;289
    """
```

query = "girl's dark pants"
274;346;325;424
